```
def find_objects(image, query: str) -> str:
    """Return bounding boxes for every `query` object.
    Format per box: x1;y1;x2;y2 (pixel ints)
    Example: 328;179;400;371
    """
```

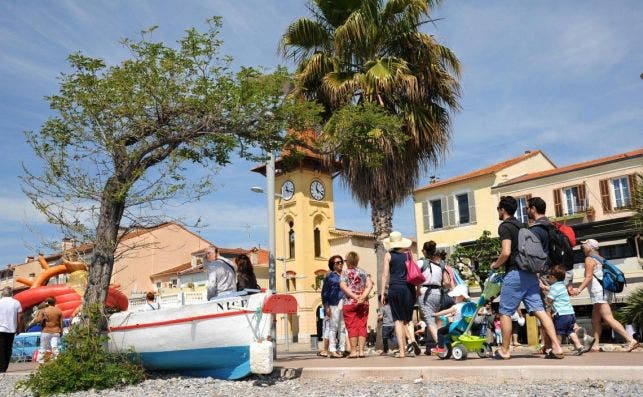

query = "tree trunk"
370;195;392;350
84;177;126;329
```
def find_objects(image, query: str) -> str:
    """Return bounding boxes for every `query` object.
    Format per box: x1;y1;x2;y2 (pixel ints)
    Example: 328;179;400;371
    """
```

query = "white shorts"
589;279;614;304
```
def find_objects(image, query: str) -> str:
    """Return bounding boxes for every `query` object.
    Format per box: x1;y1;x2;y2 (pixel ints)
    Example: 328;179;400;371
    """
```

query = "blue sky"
1;1;642;266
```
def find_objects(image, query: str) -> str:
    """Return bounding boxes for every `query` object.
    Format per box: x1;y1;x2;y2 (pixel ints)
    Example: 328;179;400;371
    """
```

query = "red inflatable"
15;285;128;318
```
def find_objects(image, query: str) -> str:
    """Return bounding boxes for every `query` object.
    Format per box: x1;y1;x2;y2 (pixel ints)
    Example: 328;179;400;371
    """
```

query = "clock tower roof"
250;129;338;176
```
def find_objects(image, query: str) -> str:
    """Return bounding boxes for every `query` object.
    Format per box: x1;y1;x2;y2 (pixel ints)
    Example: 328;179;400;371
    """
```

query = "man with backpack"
527;197;594;353
490;196;565;359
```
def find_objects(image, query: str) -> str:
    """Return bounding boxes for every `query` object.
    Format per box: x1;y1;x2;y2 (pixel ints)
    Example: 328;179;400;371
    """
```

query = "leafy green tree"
280;0;461;293
22;17;320;319
451;230;501;288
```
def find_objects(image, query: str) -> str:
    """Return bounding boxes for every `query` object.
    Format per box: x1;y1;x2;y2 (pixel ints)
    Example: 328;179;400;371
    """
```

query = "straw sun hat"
382;231;412;250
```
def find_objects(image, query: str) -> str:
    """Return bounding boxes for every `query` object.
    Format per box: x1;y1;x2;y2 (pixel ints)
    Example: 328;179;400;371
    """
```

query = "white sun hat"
382;231;412;250
447;284;470;300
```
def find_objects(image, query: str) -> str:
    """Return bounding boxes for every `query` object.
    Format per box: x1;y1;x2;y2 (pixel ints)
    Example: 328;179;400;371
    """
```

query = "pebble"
1;373;642;396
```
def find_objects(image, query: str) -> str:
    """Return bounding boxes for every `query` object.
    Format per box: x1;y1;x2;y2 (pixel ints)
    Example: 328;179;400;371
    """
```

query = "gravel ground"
2;373;642;397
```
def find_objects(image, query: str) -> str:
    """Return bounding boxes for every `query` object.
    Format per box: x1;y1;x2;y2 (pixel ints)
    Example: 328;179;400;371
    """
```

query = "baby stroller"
437;272;503;360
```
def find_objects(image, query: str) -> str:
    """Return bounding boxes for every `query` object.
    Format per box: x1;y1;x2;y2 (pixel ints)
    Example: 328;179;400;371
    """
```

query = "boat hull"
108;293;271;380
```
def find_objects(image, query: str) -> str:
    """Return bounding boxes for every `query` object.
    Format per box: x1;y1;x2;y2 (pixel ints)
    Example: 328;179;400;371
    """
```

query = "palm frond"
279;18;332;63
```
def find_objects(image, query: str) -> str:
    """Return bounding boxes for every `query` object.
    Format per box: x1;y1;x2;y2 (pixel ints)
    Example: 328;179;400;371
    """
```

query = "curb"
275;365;643;382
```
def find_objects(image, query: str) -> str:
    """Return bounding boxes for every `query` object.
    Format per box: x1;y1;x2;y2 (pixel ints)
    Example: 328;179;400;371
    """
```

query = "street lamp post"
251;179;289;353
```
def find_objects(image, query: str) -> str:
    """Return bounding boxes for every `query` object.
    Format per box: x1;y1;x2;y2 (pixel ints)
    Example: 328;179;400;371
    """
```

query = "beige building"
492;148;643;308
413;150;556;251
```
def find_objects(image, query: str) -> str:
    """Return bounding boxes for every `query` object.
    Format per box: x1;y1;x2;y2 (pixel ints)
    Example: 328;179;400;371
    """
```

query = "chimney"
25;256;34;263
429;175;439;184
524;150;531;154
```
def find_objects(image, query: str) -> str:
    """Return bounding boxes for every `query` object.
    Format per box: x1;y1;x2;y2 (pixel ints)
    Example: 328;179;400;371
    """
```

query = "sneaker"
411;341;421;356
431;347;446;355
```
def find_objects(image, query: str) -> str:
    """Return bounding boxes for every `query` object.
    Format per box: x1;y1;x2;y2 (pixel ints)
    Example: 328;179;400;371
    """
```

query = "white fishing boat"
107;291;296;380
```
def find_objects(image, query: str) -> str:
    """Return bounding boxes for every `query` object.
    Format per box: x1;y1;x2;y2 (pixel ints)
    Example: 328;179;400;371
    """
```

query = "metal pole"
281;199;289;352
266;152;277;359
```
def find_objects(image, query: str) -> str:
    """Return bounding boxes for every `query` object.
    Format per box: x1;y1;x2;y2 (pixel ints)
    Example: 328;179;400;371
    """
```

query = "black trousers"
0;332;16;372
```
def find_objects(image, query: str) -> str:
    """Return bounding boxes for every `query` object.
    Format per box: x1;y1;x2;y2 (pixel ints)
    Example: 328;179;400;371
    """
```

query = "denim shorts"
554;313;576;336
499;269;545;316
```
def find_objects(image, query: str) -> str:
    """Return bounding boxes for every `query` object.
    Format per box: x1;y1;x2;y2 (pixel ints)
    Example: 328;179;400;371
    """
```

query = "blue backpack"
592;255;625;293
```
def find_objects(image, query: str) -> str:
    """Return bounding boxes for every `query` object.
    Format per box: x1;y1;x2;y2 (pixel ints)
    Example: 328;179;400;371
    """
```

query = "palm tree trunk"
371;195;392;350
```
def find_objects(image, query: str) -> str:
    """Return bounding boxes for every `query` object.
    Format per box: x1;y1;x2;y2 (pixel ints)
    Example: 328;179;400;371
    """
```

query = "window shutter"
578;183;587;211
440;197;449;227
628;174;639;206
467;191;476;224
447;195;457;226
422;201;431;232
553;189;563;217
599;179;612;213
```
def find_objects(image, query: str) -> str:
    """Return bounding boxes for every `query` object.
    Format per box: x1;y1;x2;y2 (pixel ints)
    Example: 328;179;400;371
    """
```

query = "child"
378;295;395;355
431;285;469;355
493;314;502;346
546;264;585;356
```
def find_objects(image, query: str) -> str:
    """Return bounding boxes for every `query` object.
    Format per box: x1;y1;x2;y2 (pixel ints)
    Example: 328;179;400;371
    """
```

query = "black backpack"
544;224;574;271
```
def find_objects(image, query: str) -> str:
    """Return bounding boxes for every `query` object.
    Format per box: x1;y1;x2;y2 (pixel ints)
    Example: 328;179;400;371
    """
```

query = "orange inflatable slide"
13;254;128;318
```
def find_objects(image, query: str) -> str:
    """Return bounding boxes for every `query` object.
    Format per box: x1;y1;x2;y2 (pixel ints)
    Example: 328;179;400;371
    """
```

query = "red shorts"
343;303;369;337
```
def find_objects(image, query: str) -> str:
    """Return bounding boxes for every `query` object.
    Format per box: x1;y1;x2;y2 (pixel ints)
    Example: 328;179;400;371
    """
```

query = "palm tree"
280;0;461;293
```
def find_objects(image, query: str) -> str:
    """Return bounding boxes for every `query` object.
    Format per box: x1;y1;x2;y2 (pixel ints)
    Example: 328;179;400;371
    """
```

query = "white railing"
128;291;208;311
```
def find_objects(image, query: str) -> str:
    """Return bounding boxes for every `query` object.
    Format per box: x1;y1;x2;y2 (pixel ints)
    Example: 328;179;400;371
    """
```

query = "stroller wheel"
478;343;492;358
452;345;468;361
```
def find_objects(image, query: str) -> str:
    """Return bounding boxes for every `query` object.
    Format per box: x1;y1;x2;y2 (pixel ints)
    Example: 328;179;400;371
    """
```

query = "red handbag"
405;252;426;286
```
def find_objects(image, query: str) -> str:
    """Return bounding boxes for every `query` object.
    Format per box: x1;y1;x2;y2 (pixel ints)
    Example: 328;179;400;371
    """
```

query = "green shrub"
16;304;145;396
615;287;643;328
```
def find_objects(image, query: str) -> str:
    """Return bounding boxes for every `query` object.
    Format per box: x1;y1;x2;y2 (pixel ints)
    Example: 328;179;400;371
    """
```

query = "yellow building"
413;150;556;251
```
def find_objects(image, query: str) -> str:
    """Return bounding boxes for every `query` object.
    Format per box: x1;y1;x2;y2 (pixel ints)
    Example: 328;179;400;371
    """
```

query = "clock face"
310;180;325;200
281;180;294;201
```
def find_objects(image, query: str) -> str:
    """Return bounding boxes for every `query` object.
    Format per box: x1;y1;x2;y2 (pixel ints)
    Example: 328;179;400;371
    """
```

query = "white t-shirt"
0;297;23;333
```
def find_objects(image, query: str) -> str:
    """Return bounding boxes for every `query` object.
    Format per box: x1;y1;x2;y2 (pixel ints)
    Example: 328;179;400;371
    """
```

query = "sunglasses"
333;260;344;265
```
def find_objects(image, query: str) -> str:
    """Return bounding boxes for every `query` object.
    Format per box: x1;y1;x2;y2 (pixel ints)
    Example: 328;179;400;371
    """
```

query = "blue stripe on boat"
140;345;251;380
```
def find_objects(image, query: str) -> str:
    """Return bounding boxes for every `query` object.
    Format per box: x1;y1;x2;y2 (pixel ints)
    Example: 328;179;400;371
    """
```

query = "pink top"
341;267;369;305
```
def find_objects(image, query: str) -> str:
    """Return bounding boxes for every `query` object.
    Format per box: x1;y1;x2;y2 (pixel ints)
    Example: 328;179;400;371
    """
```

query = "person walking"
340;251;373;358
490;196;564;360
571;239;639;352
30;297;63;363
381;231;420;358
546;264;585;355
416;240;443;354
0;287;22;372
378;295;395;355
321;255;346;358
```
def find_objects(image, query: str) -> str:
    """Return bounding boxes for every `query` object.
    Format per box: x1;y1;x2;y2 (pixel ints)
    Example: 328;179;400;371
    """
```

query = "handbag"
405;252;426;286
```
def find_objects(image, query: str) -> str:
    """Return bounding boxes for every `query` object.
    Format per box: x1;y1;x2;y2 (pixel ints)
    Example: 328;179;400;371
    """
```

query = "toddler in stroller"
430;272;503;360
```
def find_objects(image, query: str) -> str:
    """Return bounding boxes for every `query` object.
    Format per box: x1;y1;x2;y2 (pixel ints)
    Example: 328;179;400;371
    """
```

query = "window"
516;196;528;223
456;193;470;224
430;199;443;229
554;185;586;217
314;227;321;257
171;279;177;288
156;282;161;288
563;186;580;214
288;221;295;259
421;192;476;231
612;177;631;209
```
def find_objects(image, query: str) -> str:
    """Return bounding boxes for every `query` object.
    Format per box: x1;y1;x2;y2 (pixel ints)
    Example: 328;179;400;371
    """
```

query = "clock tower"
251;134;337;341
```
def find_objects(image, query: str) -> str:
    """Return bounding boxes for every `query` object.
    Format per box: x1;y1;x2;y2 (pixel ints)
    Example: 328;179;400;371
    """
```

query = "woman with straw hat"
380;231;420;357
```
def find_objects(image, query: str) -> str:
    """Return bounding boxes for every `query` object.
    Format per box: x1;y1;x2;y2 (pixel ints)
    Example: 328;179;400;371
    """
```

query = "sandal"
347;352;359;359
394;352;406;358
329;351;343;358
317;351;329;357
358;352;365;358
492;349;511;360
626;341;640;352
544;351;565;359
